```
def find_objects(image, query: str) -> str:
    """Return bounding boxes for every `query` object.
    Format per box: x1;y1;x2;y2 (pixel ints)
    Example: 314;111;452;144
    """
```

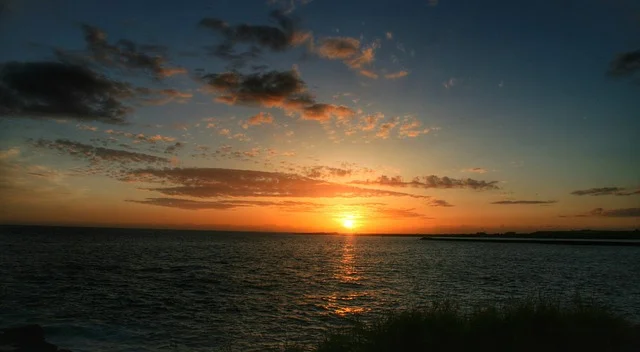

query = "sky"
0;0;639;233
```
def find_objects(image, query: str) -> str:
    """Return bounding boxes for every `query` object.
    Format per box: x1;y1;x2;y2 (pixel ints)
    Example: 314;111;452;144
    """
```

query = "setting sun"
342;219;355;230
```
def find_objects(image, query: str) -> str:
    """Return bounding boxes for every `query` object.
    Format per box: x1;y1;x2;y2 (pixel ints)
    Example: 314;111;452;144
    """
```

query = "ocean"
1;226;639;351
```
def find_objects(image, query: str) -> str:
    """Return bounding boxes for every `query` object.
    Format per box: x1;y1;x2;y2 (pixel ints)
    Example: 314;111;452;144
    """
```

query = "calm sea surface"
2;227;640;351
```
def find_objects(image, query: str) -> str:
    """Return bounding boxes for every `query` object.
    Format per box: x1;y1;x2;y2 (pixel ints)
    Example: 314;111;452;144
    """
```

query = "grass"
284;297;639;352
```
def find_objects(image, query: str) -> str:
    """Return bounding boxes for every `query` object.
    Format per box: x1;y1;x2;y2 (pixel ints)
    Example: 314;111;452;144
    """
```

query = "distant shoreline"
0;224;638;241
421;236;640;247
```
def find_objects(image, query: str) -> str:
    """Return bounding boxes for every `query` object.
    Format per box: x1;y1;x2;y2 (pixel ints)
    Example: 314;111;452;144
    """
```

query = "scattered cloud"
358;113;384;132
491;200;556;205
0;61;134;124
376;116;400;139
79;24;186;79
397;115;432;138
385;32;393;40
198;10;309;68
105;130;177;144
141;89;193;106
164;142;185;155
34;139;169;165
122;167;433;199
77;124;99;132
315;37;361;59
570;187;639;196
243;112;274;128
351;175;500;190
384;71;409;79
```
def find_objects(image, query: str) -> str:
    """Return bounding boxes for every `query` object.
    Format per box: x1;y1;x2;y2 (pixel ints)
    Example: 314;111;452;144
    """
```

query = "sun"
342;218;355;230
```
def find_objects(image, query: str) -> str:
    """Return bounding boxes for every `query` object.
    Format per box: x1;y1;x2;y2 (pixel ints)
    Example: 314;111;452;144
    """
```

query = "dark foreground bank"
283;298;640;352
0;325;71;352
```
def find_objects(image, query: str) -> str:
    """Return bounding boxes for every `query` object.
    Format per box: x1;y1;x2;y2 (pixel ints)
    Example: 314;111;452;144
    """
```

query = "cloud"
105;130;177;144
302;166;354;179
198;10;307;67
122;167;433;199
201;69;355;122
164;142;185;155
491;200;556;205
430;199;454;207
357;113;384;132
351;175;500;190
586;207;640;218
443;77;459;89
397;116;432;138
141;89;193;106
34;139;169;165
376;117;400;139
463;168;487;174
313;37;378;77
0;61;135;124
358;69;379;79
386;32;393;40
384;71;408;79
315;37;361;59
570;187;639;196
127;197;322;211
563;208;640;218
77;124;98;132
244;112;274;128
80;24;186;79
609;49;640;77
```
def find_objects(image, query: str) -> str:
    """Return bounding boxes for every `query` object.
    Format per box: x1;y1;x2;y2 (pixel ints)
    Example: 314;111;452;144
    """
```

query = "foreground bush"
287;298;640;352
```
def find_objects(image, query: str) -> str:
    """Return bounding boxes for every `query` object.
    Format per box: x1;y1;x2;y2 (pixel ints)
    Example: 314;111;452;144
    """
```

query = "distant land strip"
421;237;640;247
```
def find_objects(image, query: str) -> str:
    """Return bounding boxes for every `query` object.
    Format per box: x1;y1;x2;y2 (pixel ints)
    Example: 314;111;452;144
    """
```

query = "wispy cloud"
351;175;499;190
34;139;169;165
609;49;640;78
242;112;274;129
570;187;639;196
78;24;186;79
562;208;640;218
384;70;408;79
122;167;433;199
462;167;488;174
491;200;556;205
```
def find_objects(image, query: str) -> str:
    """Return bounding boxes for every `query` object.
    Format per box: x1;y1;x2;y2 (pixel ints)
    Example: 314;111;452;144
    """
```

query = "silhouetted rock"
0;325;70;352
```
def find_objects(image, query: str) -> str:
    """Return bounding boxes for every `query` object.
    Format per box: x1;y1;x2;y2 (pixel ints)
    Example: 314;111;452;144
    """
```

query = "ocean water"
1;226;640;351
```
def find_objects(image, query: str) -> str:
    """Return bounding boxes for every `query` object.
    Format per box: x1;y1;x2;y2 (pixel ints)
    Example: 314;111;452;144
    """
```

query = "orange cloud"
243;112;274;128
384;70;409;79
315;37;361;59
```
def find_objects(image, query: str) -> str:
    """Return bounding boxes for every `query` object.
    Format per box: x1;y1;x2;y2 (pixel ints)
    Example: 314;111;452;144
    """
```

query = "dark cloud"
80;24;186;79
122;167;432;199
491;200;557;205
351;175;499;191
201;69;355;122
0;61;134;124
198;10;309;67
34;139;169;165
570;187;639;196
609;49;640;77
587;207;640;218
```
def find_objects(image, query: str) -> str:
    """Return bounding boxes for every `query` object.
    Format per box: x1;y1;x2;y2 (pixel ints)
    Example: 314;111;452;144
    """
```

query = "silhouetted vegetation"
284;297;639;352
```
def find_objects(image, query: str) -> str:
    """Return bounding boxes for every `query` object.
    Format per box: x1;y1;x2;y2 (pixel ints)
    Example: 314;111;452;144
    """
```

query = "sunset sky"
0;0;638;233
